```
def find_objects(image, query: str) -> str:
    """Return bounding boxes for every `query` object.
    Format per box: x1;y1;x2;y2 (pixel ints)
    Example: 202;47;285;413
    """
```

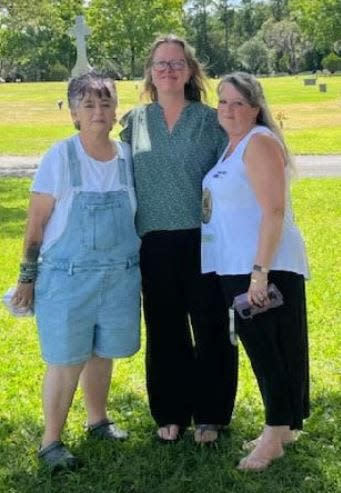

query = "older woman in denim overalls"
12;72;141;470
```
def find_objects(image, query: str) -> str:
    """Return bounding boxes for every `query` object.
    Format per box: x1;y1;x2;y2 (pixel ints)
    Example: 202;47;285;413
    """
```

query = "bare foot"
157;424;180;441
238;437;284;472
243;429;297;452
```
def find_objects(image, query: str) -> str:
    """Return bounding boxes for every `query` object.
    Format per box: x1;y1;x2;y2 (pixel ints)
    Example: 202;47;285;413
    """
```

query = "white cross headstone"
68;15;92;77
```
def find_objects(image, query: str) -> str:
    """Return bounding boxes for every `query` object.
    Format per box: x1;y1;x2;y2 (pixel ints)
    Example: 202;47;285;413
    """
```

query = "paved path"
0;154;340;178
293;155;341;177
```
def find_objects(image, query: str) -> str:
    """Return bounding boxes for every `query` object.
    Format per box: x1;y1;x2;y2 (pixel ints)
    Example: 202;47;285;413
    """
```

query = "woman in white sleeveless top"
201;72;309;471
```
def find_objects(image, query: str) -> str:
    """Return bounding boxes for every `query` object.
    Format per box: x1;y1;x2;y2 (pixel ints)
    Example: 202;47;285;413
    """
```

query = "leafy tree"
184;0;216;73
214;0;236;73
0;0;84;80
289;0;341;52
321;52;341;73
233;0;268;42
0;0;49;28
188;0;210;50
261;18;307;73
269;0;288;21
185;0;270;75
48;62;69;81
87;0;184;78
238;36;271;74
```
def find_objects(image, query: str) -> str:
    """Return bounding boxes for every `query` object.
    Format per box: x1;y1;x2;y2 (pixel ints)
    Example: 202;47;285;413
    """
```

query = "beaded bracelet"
19;261;38;283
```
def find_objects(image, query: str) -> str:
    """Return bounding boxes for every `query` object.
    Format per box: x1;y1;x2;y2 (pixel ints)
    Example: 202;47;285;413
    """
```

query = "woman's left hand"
247;271;269;307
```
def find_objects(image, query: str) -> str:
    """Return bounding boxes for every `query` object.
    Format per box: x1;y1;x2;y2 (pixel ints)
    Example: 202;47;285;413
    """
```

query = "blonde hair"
143;34;208;102
218;72;294;170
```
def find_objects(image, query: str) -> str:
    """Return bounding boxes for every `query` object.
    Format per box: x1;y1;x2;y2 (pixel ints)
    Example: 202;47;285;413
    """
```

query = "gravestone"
304;78;316;86
319;83;327;92
68;16;92;77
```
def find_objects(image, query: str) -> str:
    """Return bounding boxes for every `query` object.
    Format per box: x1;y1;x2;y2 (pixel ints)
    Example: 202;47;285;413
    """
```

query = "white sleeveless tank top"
201;125;309;278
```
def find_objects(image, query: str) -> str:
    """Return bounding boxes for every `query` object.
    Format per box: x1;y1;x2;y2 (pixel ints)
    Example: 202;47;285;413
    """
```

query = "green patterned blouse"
120;101;227;237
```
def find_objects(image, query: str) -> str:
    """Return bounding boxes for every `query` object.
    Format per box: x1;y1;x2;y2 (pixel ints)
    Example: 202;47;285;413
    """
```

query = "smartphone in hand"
233;283;283;320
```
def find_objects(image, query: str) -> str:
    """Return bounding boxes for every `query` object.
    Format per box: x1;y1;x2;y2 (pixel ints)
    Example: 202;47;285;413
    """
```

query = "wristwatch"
253;264;269;274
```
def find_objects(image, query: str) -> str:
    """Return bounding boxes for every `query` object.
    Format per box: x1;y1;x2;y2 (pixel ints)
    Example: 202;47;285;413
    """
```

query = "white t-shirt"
32;135;137;253
201;126;310;278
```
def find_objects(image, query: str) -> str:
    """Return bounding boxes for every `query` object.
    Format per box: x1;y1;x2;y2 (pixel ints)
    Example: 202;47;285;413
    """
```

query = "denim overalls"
35;139;141;365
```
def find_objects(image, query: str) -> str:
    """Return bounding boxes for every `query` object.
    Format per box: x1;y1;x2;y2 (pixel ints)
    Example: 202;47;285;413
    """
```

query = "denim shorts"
34;260;141;365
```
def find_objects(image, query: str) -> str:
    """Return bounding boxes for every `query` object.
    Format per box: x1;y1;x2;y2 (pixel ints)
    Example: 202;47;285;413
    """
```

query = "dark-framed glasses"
151;59;187;72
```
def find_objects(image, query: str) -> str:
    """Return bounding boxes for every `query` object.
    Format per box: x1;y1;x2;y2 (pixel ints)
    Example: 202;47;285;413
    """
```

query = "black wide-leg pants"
140;228;238;427
220;271;309;430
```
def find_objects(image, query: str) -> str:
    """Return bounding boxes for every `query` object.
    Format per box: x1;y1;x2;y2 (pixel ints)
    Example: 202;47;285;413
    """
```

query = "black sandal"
38;441;80;471
87;418;128;440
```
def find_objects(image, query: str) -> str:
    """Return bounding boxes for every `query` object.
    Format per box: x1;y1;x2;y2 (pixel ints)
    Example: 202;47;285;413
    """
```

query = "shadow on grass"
0;205;26;238
0;177;30;237
1;390;340;493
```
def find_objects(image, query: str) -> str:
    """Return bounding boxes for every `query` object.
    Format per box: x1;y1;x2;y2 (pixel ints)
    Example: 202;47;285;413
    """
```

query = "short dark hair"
67;70;117;111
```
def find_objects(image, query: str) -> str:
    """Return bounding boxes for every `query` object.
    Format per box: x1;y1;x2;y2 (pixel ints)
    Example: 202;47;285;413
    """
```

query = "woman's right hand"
11;282;34;310
247;271;269;307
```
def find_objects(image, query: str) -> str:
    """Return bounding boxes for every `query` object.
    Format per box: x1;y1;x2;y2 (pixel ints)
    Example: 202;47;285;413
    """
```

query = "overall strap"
66;138;82;187
118;158;128;187
117;141;133;188
116;141;136;215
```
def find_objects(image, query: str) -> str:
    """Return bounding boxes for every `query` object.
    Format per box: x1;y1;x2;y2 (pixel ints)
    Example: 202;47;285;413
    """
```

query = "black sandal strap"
38;440;64;458
87;419;113;432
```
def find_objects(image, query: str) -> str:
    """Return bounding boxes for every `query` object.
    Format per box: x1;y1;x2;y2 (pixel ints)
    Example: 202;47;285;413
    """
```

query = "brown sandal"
194;424;220;444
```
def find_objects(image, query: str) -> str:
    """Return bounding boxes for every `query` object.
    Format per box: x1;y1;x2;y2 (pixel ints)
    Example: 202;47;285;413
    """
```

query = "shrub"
48;63;69;81
321;53;341;73
238;38;272;74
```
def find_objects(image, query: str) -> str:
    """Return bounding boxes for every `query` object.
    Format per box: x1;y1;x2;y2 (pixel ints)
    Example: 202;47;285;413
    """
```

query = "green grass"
0;178;340;493
0;75;341;155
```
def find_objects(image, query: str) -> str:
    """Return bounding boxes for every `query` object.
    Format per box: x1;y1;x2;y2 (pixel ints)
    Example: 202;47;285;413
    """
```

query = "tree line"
0;0;341;81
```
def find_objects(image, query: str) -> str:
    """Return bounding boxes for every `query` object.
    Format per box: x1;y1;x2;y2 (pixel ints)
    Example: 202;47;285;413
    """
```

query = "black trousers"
140;228;238;427
220;271;309;430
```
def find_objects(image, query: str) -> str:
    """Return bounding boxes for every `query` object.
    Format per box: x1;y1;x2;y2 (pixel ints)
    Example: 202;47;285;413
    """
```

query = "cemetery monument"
68;15;92;77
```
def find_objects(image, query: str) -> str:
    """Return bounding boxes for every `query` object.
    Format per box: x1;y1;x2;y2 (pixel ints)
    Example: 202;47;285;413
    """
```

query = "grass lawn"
0;177;340;493
0;75;341;155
